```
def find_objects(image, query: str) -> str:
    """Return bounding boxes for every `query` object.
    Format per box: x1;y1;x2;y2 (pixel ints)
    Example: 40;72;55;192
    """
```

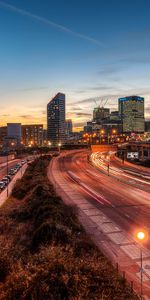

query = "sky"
0;0;150;131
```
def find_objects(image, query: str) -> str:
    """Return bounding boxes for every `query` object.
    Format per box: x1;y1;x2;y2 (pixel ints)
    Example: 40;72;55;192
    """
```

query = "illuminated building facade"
93;107;110;124
119;96;144;133
65;119;72;137
22;124;43;146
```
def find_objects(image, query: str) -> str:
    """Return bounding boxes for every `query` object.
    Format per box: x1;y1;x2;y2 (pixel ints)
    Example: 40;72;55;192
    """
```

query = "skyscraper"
47;93;66;145
65;119;73;137
93;107;110;124
118;96;144;133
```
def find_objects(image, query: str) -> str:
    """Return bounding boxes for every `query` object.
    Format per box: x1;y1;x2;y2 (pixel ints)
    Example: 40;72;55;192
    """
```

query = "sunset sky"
0;0;150;131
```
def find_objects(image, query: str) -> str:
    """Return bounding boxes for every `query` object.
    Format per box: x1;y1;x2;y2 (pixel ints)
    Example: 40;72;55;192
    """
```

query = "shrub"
61;204;83;233
10;207;31;222
12;179;29;200
54;225;70;245
0;255;10;282
73;239;95;257
31;222;56;250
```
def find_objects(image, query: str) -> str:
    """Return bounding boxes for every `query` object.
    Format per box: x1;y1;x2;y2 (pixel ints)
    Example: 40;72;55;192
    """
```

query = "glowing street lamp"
137;231;145;241
58;142;61;154
136;230;146;300
112;129;117;135
100;129;105;143
100;129;105;134
48;141;51;147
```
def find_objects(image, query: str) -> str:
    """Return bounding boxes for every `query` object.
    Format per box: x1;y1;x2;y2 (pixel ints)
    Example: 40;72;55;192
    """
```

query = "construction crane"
93;97;109;108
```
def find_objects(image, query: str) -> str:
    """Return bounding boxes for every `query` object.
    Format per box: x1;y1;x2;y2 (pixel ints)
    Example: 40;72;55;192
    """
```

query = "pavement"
48;149;150;300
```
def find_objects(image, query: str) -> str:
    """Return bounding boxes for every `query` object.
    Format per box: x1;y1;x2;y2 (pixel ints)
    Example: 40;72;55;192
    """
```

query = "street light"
110;129;117;144
112;129;117;134
136;230;146;300
100;129;105;144
58;142;61;154
106;153;110;176
6;153;8;197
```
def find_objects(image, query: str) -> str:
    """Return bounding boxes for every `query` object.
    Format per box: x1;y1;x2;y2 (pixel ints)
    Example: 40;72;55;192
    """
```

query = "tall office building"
47;93;66;145
119;96;144;133
65;119;73;137
93;107;110;124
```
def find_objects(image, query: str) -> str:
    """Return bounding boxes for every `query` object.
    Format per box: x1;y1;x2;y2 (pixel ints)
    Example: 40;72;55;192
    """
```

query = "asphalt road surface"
58;150;150;248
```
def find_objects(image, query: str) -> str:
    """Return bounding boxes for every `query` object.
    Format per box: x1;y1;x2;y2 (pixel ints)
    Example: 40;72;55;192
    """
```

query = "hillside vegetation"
0;156;138;300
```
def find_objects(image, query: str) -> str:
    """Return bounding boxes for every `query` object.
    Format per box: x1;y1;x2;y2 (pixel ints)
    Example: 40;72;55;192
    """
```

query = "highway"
90;151;150;192
57;150;150;248
0;159;21;181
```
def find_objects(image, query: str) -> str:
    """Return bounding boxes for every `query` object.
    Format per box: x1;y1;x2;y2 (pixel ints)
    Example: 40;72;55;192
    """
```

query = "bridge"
91;144;117;153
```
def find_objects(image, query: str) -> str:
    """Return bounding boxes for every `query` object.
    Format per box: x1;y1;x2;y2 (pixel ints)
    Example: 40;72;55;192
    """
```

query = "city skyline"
1;0;150;131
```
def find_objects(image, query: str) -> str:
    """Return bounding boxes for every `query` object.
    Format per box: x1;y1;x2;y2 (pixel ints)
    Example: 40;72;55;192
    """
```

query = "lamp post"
100;129;105;144
136;231;146;300
58;142;61;155
106;153;110;176
110;129;117;144
6;153;8;197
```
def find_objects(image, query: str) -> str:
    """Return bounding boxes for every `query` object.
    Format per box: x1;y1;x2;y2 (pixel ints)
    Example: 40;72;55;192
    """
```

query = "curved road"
58;150;150;247
51;149;150;298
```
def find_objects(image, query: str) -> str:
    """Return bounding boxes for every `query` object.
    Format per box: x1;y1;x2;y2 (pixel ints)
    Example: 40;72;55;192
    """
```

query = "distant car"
0;181;6;190
16;163;21;169
3;176;11;182
5;175;12;181
1;178;9;185
8;169;16;175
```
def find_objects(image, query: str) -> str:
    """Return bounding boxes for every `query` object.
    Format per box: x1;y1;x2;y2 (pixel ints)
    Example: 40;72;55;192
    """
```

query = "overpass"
118;142;150;161
91;144;117;153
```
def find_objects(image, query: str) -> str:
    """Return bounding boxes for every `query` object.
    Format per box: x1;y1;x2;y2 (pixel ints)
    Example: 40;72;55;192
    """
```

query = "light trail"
67;171;112;206
91;152;150;187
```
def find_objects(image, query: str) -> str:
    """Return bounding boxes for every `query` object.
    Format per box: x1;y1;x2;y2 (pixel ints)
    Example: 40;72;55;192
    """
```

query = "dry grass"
0;156;138;300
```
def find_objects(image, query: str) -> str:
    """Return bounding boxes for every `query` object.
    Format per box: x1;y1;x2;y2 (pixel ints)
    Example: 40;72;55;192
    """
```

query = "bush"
31;222;56;250
61;204;83;233
0;255;10;282
10;207;31;222
12;179;29;200
73;239;95;257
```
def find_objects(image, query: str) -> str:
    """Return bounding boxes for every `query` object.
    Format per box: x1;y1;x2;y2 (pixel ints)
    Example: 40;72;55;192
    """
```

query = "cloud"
19;114;33;119
121;56;150;65
73;95;117;105
145;106;150;113
17;86;48;92
89;85;114;91
68;106;83;111
73;121;86;127
97;66;120;77
74;90;87;94
0;1;105;47
41;110;46;115
75;112;91;117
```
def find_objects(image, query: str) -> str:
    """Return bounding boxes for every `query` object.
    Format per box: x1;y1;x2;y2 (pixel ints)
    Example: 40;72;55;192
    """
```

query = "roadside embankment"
0;156;138;300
